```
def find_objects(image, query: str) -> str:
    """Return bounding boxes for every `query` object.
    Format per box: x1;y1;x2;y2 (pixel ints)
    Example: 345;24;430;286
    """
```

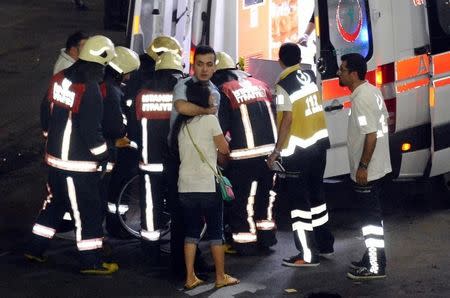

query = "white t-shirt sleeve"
353;94;378;134
275;85;292;112
205;115;223;136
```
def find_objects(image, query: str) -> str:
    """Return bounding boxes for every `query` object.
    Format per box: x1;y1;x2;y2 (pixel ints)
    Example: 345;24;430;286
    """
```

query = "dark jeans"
178;192;224;245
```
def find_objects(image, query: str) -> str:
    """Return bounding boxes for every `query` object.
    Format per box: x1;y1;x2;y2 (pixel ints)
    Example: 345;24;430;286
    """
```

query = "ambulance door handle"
324;102;343;112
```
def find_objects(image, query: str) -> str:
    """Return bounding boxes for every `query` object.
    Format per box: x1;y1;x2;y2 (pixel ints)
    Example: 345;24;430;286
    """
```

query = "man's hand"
266;151;279;169
205;106;217;115
356;167;368;185
298;33;309;46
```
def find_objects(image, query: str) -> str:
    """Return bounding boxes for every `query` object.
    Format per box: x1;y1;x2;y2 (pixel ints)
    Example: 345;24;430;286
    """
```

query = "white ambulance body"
127;0;450;181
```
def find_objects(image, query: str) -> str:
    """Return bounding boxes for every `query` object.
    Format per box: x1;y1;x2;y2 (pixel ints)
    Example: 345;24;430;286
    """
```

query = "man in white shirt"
167;45;219;277
337;53;392;280
53;31;89;74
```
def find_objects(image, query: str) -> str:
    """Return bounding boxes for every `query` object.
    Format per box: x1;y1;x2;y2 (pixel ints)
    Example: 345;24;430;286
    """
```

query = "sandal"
184;277;205;290
215;274;240;288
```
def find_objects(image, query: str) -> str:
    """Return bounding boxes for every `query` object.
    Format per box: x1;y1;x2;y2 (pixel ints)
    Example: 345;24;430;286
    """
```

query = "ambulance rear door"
426;0;450;177
314;0;374;178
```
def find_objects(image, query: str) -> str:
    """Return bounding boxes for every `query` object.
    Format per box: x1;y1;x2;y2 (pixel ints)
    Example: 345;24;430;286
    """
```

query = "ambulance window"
318;0;373;79
426;0;450;54
436;0;450;35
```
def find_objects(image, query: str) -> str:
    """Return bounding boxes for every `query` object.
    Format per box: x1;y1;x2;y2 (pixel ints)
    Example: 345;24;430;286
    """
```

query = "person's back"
177;81;218;192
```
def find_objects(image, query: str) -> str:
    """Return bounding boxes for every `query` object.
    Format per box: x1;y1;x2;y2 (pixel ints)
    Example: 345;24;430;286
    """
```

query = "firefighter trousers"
281;144;334;262
28;167;104;267
227;156;277;249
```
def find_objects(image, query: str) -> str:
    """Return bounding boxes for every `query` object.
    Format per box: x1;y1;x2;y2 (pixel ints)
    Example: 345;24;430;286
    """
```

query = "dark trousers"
227;156;276;246
29;168;104;267
106;147;139;236
282;143;334;260
353;177;386;271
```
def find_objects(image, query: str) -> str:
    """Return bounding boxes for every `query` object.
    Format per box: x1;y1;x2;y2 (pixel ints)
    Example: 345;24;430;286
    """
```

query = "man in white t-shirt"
337;53;392;281
167;45;219;277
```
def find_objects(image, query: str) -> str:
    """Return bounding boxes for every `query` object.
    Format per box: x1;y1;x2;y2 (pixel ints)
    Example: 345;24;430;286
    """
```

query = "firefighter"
211;52;278;255
131;51;185;260
105;36;183;238
266;43;334;267
25;35;119;274
102;46;140;238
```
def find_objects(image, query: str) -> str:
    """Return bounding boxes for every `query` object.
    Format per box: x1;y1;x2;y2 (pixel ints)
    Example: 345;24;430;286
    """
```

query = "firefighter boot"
24;235;50;263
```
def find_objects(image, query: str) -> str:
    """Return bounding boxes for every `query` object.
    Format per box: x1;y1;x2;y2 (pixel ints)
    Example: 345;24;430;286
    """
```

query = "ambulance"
126;0;450;186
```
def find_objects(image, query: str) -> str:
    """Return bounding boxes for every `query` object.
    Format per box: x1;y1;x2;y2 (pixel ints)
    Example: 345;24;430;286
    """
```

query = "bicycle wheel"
116;175;171;239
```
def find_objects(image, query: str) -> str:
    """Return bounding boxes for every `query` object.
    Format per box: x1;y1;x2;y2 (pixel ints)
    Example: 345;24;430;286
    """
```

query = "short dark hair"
194;45;216;61
66;31;89;50
341;53;367;80
279;43;301;67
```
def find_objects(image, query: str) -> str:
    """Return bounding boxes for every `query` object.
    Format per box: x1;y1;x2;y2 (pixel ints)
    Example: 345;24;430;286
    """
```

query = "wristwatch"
358;161;368;170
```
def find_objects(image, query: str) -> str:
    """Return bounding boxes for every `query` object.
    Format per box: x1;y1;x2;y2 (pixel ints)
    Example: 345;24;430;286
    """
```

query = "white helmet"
155;52;183;72
215;52;236;71
108;46;140;74
78;35;116;65
146;35;182;61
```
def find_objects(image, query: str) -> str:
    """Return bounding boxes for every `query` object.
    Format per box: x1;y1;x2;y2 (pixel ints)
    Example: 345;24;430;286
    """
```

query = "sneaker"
347;267;386;280
24;253;46;263
349;259;366;270
282;254;319;267
319;248;335;259
80;262;119;275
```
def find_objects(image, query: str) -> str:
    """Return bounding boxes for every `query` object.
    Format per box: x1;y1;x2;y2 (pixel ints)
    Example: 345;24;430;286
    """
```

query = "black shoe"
349;251;369;269
347;266;386;280
282;254;320;267
349;259;366;269
319;248;335;259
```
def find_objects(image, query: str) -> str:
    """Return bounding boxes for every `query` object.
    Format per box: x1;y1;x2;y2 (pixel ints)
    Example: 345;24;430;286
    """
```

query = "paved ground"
0;1;449;297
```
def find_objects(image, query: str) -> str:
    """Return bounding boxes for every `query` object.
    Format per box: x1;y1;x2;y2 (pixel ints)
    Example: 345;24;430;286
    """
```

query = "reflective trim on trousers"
256;220;276;230
312;213;329;227
365;238;385;248
107;202;129;215
66;176;83;242
247;181;257;234
77;238;103;251
362;225;384;236
90;142;107;156
32;223;56;239
45;153;113;173
294;229;312;263
232;232;257;243
139;163;164;172
141;229;161;241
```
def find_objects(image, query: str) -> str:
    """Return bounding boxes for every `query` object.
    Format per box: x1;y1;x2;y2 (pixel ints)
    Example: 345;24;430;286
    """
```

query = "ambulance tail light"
376;62;396;133
401;142;412;152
